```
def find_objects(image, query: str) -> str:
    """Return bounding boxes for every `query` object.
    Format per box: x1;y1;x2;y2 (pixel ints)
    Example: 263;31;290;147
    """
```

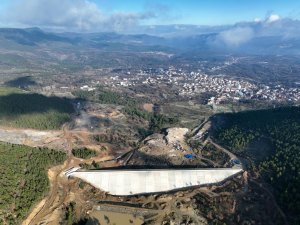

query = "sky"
0;0;300;32
92;0;300;25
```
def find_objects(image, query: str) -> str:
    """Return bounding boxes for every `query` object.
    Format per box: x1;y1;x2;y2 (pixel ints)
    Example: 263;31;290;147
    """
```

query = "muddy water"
87;210;144;225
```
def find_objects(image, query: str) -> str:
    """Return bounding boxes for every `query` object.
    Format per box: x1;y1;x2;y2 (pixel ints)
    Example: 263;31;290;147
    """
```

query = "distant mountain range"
0;26;299;55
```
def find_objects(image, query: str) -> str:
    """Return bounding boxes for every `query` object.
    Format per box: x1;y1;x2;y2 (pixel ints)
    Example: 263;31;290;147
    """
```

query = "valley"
0;25;299;225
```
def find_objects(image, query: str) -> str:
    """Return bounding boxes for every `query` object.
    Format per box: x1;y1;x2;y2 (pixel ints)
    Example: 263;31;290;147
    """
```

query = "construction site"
0;100;283;225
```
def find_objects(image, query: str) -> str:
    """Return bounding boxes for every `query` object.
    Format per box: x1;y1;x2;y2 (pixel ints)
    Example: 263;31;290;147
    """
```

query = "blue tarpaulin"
184;154;195;159
232;159;241;165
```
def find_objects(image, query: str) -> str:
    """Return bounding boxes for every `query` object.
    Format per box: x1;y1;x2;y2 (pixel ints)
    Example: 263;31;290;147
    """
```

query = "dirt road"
25;123;75;225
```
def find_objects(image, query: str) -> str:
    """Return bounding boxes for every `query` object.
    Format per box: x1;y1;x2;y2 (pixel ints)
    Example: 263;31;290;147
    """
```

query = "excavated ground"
5;101;283;225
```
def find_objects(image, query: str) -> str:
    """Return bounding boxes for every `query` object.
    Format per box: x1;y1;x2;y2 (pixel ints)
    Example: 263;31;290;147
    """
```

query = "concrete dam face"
69;168;242;196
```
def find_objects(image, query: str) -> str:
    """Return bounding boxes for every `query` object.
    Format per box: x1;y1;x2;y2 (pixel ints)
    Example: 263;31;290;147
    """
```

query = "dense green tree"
0;142;66;225
215;106;300;224
72;148;97;159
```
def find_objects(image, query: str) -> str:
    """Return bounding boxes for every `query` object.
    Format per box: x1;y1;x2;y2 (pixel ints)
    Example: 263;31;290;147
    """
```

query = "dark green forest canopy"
214;106;300;224
0;142;66;225
72;148;97;159
0;88;74;129
72;86;146;106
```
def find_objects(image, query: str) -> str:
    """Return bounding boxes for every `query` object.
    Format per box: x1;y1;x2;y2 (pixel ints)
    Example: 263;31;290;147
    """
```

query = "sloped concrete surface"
69;168;242;195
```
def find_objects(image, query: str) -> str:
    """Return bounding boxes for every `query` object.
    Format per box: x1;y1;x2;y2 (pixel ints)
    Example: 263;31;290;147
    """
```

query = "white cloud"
254;18;262;23
211;13;300;47
217;27;254;46
1;0;154;32
267;14;281;23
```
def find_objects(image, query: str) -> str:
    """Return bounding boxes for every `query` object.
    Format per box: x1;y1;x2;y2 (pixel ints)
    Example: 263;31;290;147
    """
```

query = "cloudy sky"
0;0;300;33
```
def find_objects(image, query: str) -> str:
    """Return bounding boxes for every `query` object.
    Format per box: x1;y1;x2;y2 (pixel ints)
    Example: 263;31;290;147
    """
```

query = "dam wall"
69;168;242;195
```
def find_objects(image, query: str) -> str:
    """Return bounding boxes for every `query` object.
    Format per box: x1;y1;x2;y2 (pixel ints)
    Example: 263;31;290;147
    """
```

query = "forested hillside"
0;88;74;129
214;106;300;224
0;142;66;225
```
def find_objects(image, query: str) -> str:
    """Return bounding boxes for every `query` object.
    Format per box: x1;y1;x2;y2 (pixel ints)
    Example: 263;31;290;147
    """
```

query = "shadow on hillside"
82;217;100;225
5;76;37;88
0;93;74;117
90;150;211;170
